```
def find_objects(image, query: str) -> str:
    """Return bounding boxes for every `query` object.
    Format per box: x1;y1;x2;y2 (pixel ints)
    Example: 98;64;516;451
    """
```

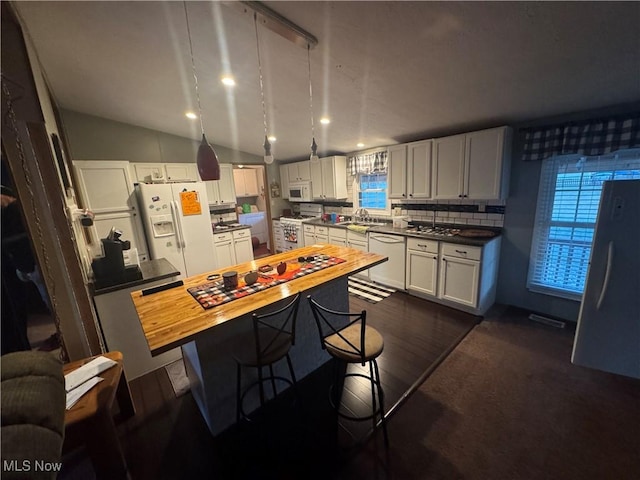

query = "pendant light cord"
183;2;205;136
254;13;269;139
307;43;315;141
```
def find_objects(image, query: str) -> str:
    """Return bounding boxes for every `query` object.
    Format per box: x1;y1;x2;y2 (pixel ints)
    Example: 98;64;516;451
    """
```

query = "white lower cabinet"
405;237;501;315
439;248;480;307
303;224;330;246
328;227;347;247
213;228;254;268
233;228;254;264
406;238;439;297
272;220;284;253
346;230;369;280
213;232;236;268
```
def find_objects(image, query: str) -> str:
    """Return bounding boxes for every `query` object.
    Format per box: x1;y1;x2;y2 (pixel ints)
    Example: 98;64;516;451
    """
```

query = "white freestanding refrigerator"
136;182;216;278
571;179;640;379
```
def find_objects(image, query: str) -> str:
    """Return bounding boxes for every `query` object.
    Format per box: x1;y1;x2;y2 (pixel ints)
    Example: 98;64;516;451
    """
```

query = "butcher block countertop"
131;245;387;355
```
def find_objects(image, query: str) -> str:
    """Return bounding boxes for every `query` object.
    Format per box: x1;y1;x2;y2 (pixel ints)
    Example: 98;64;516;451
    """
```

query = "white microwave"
288;182;312;202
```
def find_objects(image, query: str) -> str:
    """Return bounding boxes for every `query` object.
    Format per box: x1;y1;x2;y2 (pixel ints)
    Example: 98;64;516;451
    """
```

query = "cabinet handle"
409;193;413;197
402;193;406;197
433;256;438;260
455;249;467;254
458;194;462;198
417;243;428;248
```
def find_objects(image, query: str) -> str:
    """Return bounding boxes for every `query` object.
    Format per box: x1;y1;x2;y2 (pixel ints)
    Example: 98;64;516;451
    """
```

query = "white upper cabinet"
131;163;165;183
388;140;432;199
164;163;199;182
433;126;512;200
204;164;236;206
287;161;311;182
73;161;135;213
432;134;466;200
310;156;347;200
233;168;259;197
279;164;290;199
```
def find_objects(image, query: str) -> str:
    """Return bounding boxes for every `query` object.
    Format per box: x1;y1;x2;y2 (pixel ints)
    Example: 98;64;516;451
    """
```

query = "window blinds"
527;150;640;300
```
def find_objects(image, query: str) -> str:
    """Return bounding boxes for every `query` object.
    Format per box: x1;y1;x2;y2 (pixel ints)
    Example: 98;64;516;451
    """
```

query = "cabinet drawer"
441;243;481;261
407;237;438;253
328;227;347;239
315;226;329;235
213;233;232;243
303;224;315;233
346;230;368;242
232;228;251;239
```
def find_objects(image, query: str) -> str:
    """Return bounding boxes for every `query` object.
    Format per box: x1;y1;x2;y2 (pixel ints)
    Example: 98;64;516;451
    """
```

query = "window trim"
527;150;640;300
354;172;391;215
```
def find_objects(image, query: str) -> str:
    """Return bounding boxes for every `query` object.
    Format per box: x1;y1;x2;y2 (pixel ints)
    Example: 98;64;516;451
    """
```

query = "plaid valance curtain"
522;115;640;161
348;150;388;176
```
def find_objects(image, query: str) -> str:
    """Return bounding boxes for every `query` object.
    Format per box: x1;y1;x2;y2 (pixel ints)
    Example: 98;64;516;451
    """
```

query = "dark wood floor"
60;292;479;479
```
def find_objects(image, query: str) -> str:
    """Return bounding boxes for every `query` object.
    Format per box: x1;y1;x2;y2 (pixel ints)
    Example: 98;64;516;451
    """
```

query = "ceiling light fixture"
307;44;319;164
320;117;330;125
254;12;274;165
357;143;365;148
183;1;220;180
221;76;236;87
185;112;197;119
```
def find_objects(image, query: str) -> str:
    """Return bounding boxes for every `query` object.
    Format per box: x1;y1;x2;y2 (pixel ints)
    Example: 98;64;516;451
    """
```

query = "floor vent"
528;313;566;329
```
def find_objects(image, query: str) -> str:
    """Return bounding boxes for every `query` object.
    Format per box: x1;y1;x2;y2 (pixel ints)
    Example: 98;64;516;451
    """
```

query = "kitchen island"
130;245;386;434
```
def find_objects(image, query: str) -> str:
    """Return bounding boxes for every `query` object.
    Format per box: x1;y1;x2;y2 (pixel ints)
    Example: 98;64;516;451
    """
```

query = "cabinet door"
234;237;254;264
432;134;465;200
465;127;507;200
387;145;407;199
297;161;311;181
320;156;346;199
303;232;315;246
92;211;148;258
348;240;369;279
406;250;438;297
243;169;259;196
287;163;300;182
439;256;479;307
408;140;432;199
217;164;236;204
204;180;220;205
214;240;236;268
131;163;165;183
165;163;198;182
73;161;135;213
310;160;323;199
315;234;328;244
279;164;290;199
330;237;347;247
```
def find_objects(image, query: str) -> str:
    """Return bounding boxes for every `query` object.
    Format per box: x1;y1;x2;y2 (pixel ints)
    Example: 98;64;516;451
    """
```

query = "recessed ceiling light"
185;112;197;119
357;143;365;148
268;136;276;142
221;76;236;86
320;117;330;125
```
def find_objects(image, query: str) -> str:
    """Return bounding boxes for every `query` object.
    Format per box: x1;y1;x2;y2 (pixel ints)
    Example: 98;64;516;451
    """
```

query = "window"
356;173;389;213
527;151;640;300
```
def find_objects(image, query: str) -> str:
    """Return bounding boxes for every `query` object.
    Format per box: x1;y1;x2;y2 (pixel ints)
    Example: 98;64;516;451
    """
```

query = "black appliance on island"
91;227;142;289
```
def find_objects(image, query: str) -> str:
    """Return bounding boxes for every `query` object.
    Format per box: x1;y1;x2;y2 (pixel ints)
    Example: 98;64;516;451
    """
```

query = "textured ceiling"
14;1;640;161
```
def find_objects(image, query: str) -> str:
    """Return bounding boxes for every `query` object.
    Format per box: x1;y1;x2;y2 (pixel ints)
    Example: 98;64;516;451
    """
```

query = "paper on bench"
64;356;116;392
66;376;103;410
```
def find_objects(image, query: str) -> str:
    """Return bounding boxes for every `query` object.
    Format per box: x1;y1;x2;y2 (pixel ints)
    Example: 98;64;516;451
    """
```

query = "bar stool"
307;295;389;446
231;293;301;422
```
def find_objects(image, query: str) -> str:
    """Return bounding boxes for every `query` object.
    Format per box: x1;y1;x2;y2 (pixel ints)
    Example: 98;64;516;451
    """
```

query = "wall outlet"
478;204;486;213
393;206;402;216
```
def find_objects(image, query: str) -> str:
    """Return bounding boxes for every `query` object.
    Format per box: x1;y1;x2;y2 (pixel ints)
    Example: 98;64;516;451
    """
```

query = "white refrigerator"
571;179;640;379
136;182;216;278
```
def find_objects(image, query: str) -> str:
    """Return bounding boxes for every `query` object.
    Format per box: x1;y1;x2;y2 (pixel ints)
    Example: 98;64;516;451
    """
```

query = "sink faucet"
354;208;369;222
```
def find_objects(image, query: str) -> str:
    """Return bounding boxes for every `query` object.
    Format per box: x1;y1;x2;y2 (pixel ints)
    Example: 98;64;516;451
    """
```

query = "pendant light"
254;13;274;165
307;44;319;163
183;2;220;180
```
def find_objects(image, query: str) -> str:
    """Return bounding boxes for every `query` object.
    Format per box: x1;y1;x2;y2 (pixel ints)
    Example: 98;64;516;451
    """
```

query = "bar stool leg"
236;363;243;422
373;359;389;447
269;364;277;396
369;361;377;433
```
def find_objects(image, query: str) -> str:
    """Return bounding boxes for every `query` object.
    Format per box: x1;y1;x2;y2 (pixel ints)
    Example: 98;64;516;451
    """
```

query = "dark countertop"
211;223;251;234
303;217;500;247
91;258;181;296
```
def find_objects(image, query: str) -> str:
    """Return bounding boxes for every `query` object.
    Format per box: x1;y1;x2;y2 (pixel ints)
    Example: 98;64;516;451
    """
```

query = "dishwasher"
368;233;406;290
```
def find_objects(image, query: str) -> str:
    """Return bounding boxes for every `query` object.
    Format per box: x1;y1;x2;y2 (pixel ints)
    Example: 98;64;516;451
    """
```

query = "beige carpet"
343;309;640;479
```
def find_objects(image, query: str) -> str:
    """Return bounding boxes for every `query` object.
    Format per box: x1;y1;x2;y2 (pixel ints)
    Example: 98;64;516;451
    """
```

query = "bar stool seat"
324;323;383;363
